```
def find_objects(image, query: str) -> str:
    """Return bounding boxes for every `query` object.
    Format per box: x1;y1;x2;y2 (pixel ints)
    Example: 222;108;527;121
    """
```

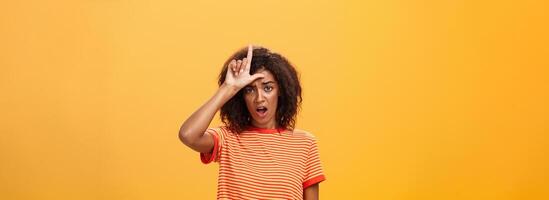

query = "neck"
251;121;277;129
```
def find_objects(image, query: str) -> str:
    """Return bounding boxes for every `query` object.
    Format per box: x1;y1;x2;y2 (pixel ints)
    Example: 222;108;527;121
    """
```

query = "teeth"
256;106;267;112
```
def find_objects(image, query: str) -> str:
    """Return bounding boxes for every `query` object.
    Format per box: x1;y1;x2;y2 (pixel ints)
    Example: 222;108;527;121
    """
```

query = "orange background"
1;0;548;199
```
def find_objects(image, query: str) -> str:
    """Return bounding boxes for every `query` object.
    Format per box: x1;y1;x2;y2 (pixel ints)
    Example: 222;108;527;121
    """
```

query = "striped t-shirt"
200;126;326;199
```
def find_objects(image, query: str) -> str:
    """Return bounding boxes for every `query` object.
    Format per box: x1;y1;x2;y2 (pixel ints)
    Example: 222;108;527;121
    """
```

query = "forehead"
249;69;277;85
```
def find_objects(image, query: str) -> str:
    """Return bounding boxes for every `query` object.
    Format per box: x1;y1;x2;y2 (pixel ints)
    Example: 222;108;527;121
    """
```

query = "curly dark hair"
218;46;302;133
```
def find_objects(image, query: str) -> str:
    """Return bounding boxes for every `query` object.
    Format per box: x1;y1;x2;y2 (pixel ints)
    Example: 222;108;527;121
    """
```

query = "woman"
179;45;325;199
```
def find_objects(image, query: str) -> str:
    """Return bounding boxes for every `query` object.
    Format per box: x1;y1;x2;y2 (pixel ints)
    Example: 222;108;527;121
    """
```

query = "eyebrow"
246;81;276;88
262;81;275;85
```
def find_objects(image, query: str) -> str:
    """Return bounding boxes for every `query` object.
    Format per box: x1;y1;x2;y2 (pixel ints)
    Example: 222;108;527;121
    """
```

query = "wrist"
219;83;240;97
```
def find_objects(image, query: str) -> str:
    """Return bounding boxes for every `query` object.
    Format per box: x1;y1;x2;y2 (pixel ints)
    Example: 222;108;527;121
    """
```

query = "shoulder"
207;126;237;137
290;128;318;141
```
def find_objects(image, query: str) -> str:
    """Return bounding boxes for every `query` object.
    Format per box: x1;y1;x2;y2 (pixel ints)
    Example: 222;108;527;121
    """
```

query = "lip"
255;107;268;118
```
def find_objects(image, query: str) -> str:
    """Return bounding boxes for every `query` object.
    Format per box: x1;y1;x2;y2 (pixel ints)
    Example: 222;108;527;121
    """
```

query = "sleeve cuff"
200;132;219;164
303;175;326;189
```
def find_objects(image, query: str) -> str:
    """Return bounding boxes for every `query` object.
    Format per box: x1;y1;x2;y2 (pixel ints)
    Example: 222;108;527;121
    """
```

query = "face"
243;69;279;129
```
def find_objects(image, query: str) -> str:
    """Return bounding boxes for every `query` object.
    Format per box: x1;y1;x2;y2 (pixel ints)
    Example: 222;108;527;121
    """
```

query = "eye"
264;86;273;92
244;87;254;94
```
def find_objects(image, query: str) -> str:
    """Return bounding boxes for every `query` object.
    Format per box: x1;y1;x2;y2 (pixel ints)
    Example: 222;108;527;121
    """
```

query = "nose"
254;88;266;103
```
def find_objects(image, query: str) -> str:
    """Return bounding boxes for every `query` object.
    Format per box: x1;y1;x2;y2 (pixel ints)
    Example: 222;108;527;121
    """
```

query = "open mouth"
256;106;268;117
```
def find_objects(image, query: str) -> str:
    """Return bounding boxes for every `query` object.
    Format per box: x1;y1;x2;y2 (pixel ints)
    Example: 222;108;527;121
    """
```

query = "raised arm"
178;45;264;153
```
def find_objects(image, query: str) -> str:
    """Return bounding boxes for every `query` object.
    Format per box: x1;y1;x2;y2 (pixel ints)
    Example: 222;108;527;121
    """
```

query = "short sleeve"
302;136;326;189
199;127;225;164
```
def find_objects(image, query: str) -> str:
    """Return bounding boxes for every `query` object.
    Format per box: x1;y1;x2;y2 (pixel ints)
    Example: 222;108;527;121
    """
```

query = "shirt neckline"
244;126;287;134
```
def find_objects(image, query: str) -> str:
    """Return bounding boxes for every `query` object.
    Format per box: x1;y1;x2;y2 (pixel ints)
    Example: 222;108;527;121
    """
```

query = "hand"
223;44;265;90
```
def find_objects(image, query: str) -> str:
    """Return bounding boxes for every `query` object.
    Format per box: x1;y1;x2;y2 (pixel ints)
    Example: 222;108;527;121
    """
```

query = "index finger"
244;44;253;71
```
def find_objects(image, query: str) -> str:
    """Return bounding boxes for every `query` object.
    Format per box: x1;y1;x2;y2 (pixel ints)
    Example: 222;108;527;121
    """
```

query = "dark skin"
304;184;319;200
178;45;319;199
